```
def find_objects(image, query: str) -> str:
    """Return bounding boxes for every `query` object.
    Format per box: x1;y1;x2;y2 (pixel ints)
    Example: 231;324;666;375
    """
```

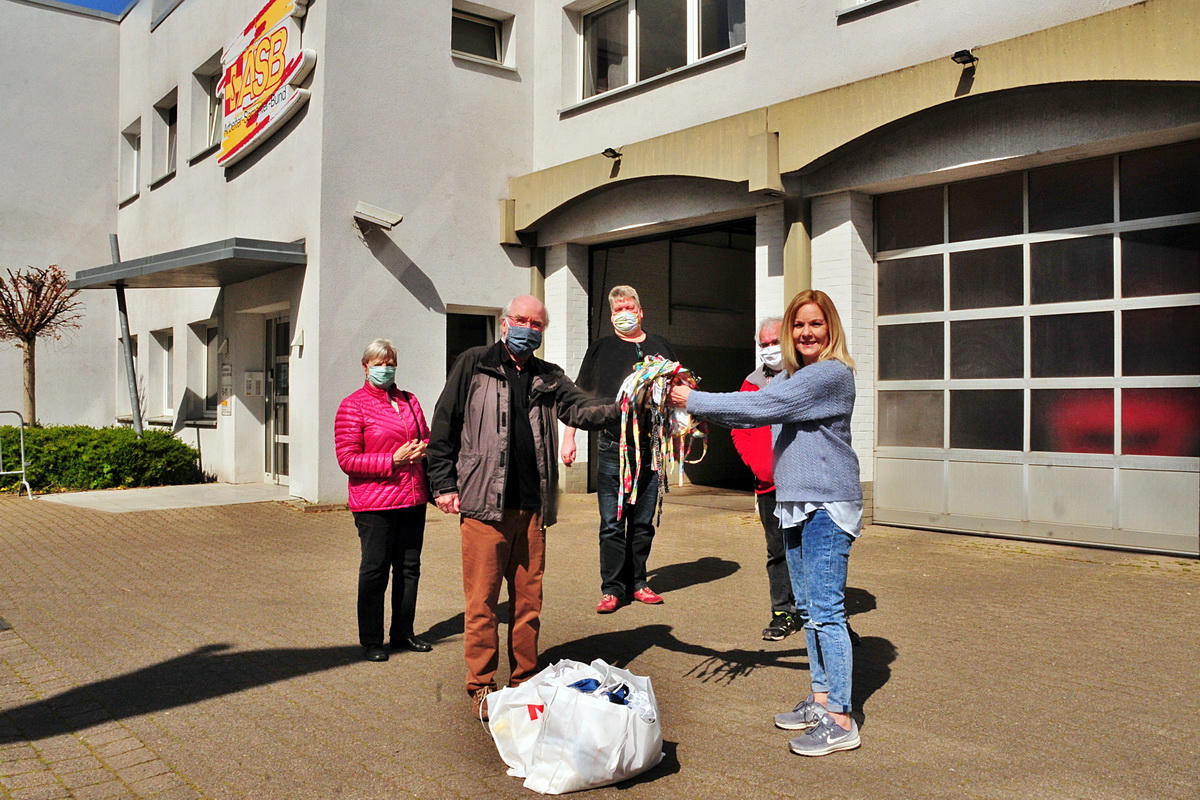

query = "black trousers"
353;506;426;646
757;491;797;615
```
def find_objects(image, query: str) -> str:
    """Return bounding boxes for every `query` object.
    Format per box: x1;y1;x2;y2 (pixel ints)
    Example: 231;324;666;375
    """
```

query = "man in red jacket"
730;318;800;641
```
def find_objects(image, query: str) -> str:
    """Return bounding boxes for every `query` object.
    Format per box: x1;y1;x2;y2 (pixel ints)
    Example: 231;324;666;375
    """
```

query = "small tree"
0;265;85;425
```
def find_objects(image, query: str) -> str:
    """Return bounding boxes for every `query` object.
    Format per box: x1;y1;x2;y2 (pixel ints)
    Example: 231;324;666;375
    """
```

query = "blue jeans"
596;436;659;598
784;508;854;714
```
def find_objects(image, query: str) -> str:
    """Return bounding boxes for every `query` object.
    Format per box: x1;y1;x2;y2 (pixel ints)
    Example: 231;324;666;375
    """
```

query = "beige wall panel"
947;462;1023;519
1119;469;1200;538
511;0;1198;234
1027;465;1114;528
875;458;943;514
770;0;1200;174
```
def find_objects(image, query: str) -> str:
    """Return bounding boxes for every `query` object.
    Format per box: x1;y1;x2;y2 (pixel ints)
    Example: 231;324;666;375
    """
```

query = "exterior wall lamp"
951;49;978;66
601;148;622;159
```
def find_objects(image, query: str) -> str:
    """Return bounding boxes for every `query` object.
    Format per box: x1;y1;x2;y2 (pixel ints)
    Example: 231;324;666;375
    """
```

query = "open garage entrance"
586;218;758;491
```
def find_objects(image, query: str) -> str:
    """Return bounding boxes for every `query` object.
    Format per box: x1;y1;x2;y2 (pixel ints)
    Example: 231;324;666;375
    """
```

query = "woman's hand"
667;384;692;408
392;439;427;467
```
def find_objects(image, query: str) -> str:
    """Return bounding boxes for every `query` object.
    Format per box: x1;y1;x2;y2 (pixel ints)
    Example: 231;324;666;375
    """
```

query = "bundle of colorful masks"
613;355;706;523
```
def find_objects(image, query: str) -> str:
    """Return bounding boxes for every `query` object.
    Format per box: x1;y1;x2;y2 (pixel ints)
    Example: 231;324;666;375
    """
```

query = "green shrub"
0;425;200;493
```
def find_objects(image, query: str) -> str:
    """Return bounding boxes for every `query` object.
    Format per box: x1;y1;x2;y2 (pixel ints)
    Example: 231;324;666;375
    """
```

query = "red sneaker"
596;594;620;614
632;587;664;605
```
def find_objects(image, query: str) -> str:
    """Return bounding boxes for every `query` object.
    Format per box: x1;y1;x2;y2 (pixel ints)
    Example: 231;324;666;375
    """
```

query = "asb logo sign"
216;0;317;168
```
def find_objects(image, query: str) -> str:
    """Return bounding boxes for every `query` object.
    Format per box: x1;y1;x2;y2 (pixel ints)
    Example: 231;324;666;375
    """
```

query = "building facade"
2;0;1197;554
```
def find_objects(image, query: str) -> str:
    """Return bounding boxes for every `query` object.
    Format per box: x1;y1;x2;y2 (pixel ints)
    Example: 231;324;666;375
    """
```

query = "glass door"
265;315;290;485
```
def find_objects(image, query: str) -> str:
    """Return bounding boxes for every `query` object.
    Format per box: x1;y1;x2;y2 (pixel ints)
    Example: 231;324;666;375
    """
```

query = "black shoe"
762;611;798;641
392;635;432;653
363;644;389;662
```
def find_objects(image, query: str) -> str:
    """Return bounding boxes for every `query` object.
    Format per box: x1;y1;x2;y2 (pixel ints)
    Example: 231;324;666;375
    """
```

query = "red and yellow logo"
216;0;317;168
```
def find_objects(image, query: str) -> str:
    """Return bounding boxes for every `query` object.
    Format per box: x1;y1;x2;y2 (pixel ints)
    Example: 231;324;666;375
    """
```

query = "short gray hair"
756;316;784;341
361;338;397;364
608;285;640;312
502;297;551;328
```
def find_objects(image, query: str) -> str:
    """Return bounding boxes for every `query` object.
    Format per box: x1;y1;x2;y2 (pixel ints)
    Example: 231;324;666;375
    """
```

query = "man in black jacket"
561;285;676;614
427;294;614;721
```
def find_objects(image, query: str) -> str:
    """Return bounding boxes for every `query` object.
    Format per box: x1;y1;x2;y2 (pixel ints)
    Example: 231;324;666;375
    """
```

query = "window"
148;329;174;418
875;139;1200;458
162;332;174;416
119;119;141;202
152;89;178;183
582;0;745;98
452;11;501;61
446;311;498;374
191;52;223;158
205;326;220;413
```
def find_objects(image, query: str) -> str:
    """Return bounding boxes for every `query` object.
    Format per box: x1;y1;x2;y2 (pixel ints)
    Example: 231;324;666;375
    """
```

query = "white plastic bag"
487;660;597;777
487;659;664;795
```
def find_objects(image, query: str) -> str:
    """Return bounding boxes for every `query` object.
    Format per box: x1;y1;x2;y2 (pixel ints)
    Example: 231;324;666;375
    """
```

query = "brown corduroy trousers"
460;509;544;694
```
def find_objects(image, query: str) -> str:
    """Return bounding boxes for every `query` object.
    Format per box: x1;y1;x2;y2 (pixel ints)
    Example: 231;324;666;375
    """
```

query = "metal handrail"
0;410;34;499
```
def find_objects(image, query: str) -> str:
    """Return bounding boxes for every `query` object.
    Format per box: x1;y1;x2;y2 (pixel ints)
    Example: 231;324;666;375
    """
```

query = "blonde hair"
361;338;397;365
780;290;856;374
608;285;641;312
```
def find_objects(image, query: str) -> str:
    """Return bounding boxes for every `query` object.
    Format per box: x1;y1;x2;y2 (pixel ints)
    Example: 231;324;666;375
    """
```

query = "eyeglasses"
506;314;546;331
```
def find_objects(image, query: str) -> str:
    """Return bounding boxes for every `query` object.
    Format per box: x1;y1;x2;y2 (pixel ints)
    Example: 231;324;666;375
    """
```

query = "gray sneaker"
787;714;861;757
773;695;825;731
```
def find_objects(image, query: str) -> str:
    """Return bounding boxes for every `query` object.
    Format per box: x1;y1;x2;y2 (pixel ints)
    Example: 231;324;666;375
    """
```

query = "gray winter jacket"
427;342;615;527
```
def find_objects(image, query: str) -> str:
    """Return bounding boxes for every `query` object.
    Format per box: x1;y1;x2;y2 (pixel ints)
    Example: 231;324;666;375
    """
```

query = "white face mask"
612;310;640;334
759;345;783;370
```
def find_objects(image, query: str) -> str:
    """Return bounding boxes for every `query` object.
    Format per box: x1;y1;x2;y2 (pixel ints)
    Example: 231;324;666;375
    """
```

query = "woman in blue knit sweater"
669;289;863;757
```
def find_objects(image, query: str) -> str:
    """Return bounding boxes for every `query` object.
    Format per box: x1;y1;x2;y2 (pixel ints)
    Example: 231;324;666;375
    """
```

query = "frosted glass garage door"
873;141;1200;555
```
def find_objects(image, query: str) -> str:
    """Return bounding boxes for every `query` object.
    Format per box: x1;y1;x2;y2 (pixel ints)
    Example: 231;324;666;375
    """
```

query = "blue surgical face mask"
505;324;542;358
367;365;396;388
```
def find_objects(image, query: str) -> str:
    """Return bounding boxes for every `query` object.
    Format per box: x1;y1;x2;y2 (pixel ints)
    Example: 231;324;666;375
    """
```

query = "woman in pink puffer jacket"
335;339;432;663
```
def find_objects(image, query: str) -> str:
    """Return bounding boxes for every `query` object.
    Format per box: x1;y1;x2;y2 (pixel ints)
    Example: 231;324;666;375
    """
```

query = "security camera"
353;201;403;230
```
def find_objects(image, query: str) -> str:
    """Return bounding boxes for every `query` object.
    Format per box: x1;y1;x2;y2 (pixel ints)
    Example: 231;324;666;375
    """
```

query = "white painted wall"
529;0;1149;169
311;0;537;503
0;2;118;427
108;0;329;494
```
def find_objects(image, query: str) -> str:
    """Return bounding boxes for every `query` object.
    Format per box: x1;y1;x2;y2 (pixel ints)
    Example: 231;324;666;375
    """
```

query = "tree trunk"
22;342;35;426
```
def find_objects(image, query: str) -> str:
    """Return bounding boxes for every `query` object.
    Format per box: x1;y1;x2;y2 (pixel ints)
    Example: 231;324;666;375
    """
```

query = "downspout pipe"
110;234;143;438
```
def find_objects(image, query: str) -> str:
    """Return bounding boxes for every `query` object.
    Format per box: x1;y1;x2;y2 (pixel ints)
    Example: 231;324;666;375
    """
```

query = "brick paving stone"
1;770;57;790
102;748;156;771
117;760;168;785
43;754;101;773
95;737;141;759
70;781;134;800
82;729;129;748
58;767;114;789
0;745;38;762
128;772;186;797
9;783;70;800
0;758;45;777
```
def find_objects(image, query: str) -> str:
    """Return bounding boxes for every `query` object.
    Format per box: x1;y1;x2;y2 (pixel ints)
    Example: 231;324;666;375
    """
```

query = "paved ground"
1;487;1197;800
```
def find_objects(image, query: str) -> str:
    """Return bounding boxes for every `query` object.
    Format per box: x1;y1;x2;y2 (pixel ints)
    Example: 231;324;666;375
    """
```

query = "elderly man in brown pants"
426;295;616;720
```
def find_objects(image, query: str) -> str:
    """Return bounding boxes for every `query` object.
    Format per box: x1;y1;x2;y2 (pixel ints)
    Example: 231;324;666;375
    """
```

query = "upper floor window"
119;119;141;203
582;0;745;98
191;52;223;159
152;90;178;183
452;11;502;62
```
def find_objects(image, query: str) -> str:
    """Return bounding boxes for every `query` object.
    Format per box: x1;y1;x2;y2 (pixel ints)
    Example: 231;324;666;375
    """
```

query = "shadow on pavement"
619;739;681;787
853;636;898;716
540;624;809;686
418;601;511;644
646;556;740;595
3;643;361;741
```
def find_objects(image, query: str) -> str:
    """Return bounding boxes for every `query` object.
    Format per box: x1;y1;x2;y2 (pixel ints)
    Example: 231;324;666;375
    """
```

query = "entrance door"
265;315;290;485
